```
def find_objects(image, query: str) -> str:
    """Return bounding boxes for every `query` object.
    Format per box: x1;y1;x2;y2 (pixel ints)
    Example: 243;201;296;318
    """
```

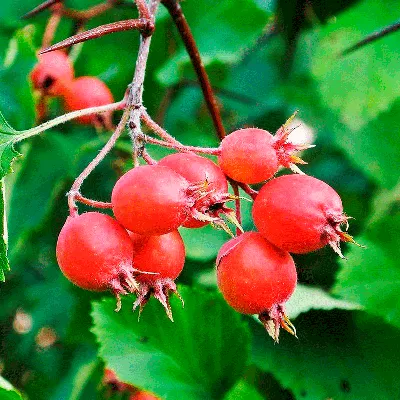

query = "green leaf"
252;310;400;400
285;284;361;319
224;380;263;400
0;376;23;400
333;212;400;330
157;0;270;85
311;0;400;131
92;286;250;400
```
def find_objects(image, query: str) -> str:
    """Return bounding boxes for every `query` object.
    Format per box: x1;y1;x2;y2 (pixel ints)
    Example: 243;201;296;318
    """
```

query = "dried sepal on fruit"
129;230;185;321
158;153;241;233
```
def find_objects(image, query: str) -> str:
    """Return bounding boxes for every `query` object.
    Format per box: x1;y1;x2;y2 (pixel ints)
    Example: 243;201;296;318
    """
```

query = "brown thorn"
40;18;155;54
22;0;62;19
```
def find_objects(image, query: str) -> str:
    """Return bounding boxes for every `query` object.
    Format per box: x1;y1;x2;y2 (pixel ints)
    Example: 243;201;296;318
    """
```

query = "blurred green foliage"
0;0;399;399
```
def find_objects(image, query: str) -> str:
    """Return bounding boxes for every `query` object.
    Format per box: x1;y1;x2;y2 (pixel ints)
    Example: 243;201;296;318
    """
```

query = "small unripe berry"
63;76;114;126
30;50;74;96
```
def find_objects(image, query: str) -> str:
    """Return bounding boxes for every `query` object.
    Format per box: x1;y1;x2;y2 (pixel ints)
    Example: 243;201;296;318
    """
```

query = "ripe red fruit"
129;230;185;320
56;212;138;299
252;174;356;256
217;232;297;342
218;116;312;184
218;128;279;184
63;76;114;127
158;153;236;229
112;165;190;236
30;50;74;96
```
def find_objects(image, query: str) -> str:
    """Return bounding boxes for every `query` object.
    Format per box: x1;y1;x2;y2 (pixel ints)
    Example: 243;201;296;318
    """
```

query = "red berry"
103;368;133;393
30;50;74;96
112;165;190;236
218;128;279;184
63;76;114;126
217;231;297;341
130;391;160;400
129;230;185;320
158;153;233;228
56;212;138;296
252;174;355;256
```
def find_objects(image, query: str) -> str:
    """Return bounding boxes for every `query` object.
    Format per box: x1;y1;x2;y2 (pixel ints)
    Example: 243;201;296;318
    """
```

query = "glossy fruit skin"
112;165;189;236
56;212;133;291
129;230;185;283
30;50;74;96
252;174;344;253
218;128;279;184
158;153;228;228
63;76;114;125
217;232;297;315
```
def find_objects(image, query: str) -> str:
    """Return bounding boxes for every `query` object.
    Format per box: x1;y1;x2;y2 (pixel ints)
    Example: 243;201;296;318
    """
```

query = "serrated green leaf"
0;376;23;400
252;310;400;400
333;213;400;329
285;284;362;319
92;286;250;400
311;0;400;131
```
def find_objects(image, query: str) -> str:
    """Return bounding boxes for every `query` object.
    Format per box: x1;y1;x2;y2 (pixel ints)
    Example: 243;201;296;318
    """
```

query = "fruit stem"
67;108;130;216
231;182;242;235
141;110;183;145
238;183;258;200
74;193;113;209
161;0;226;140
141;149;157;165
41;7;62;49
137;133;220;155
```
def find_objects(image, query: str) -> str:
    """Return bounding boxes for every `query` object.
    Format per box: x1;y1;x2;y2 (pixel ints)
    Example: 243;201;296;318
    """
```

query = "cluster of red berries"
30;50;114;127
104;368;159;400
55;115;356;341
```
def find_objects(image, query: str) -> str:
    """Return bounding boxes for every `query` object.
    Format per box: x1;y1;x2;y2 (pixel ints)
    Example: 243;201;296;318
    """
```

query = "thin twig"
142;149;157;164
68;109;130;215
141;110;182;144
162;0;226;140
127;0;160;157
75;194;113;209
41;9;62;49
238;183;258;200
231;182;242;236
138;134;220;155
342;19;400;56
40;19;154;54
22;0;62;19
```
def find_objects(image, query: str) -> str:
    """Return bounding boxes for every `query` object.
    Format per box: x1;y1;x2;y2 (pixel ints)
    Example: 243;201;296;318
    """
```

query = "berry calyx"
218;128;278;184
63;76;114;127
111;165;190;236
129;230;185;320
217;232;297;342
252;174;358;257
56;212;138;303
30;50;74;96
272;112;314;174
158;153;238;231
